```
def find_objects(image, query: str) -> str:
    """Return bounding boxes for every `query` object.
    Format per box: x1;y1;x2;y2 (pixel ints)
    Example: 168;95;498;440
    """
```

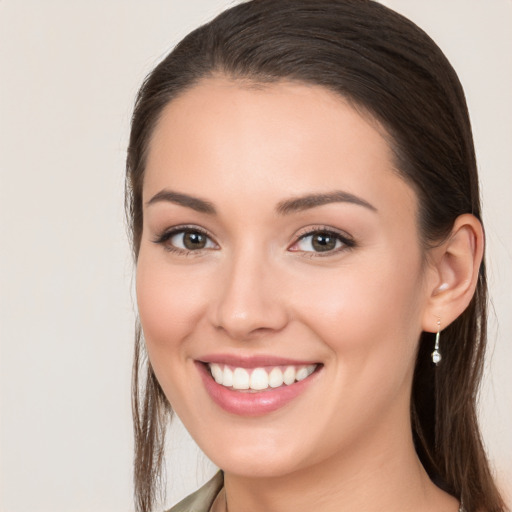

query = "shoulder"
166;472;224;512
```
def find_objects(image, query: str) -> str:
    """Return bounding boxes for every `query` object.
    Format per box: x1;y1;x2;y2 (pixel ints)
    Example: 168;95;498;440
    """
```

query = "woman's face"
136;79;435;478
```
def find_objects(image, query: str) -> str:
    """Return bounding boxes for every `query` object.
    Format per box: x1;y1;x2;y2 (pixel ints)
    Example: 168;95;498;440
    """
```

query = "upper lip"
197;354;320;368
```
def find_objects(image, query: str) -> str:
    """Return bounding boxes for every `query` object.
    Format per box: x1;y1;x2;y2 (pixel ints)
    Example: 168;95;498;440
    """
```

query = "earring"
432;319;442;365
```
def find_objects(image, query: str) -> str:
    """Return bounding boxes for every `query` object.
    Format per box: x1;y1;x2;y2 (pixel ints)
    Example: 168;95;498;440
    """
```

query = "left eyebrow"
276;191;377;215
145;189;216;214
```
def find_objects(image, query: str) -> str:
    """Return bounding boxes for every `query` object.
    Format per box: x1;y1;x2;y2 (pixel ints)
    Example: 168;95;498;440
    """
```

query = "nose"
210;246;289;340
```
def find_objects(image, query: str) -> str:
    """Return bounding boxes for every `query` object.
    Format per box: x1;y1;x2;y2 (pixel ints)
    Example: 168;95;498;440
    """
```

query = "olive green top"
167;472;223;512
167;471;465;512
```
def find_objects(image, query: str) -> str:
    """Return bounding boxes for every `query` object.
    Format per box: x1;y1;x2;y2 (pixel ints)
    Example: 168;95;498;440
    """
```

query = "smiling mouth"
207;363;319;392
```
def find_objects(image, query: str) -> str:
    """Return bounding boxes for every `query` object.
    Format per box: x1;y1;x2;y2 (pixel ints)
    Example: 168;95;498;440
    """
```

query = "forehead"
143;77;416;218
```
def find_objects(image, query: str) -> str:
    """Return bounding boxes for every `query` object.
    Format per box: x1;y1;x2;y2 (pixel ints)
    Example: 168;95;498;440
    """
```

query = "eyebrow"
146;189;216;214
276;191;377;215
145;189;377;216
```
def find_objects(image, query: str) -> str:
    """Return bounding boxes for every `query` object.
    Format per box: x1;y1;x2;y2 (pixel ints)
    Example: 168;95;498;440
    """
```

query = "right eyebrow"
276;190;377;215
145;189;216;215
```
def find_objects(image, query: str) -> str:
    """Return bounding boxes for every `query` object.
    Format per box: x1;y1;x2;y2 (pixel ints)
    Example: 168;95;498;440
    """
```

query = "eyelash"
152;225;217;255
290;226;356;257
152;225;355;256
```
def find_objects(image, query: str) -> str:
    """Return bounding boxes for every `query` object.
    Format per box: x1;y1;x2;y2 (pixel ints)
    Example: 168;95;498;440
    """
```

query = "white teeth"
223;366;233;387
250;368;269;390
232;368;250;390
208;363;317;391
268;367;284;388
211;363;223;384
283;366;296;385
296;367;309;381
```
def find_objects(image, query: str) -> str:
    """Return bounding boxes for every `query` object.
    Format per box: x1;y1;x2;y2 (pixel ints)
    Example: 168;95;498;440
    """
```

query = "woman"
126;1;507;511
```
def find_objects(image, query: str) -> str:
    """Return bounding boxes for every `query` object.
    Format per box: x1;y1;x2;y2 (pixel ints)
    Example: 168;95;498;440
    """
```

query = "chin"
215;454;305;479
197;429;321;479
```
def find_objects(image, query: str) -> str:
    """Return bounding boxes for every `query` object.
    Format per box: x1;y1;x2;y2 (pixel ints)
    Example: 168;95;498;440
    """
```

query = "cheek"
290;259;425;443
135;250;214;415
135;250;206;356
292;253;425;370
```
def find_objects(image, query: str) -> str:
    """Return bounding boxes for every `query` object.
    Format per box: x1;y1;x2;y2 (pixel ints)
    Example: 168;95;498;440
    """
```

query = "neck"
218;414;458;512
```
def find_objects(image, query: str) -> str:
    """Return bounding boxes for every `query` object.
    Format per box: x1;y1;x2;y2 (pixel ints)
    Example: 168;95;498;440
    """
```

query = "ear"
422;214;484;333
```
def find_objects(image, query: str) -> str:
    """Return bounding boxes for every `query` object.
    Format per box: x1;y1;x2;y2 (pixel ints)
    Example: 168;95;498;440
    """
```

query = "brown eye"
290;229;354;255
154;227;217;253
182;231;208;250
311;232;338;252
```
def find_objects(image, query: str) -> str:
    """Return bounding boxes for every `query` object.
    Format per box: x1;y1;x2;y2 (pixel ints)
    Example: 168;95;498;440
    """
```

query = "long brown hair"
126;1;507;511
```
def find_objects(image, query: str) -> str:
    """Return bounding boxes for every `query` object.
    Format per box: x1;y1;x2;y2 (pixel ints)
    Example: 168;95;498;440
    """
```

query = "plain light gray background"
0;1;510;511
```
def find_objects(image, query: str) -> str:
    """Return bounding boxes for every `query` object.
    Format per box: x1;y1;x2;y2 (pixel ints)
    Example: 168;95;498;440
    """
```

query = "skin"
136;78;479;511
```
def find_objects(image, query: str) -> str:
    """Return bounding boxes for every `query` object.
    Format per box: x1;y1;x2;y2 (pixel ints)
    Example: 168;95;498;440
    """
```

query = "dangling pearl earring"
432;318;442;365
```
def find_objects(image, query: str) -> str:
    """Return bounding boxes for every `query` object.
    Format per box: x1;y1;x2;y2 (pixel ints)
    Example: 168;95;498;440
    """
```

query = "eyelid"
289;225;355;255
152;224;219;253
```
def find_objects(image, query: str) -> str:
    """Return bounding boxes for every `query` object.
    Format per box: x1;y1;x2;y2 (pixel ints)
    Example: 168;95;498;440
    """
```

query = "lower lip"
197;362;320;417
